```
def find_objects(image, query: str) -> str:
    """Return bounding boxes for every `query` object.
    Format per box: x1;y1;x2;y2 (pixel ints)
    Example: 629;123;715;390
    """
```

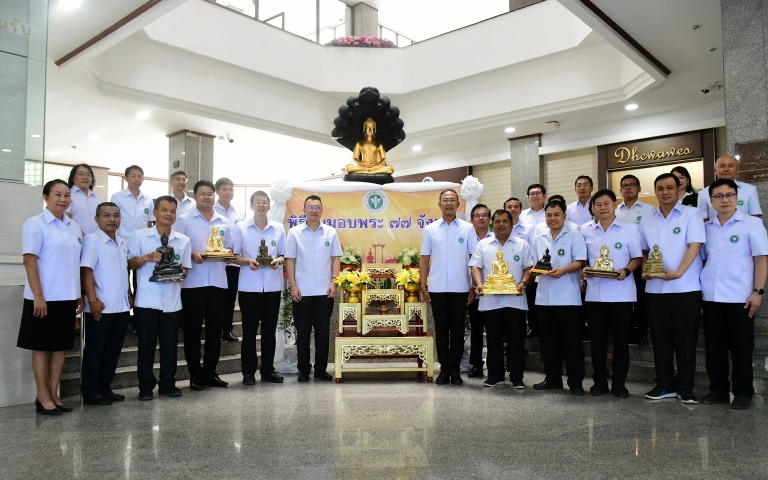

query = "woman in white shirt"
17;179;84;415
66;164;103;235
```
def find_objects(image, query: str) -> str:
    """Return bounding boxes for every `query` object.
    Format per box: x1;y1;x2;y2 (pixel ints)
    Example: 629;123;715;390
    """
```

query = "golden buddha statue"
203;225;236;260
584;244;619;278
345;118;394;175
483;249;520;295
645;244;665;277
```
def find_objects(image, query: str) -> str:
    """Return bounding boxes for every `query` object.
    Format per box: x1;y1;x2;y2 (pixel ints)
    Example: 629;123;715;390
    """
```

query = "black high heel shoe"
35;399;62;416
56;403;73;413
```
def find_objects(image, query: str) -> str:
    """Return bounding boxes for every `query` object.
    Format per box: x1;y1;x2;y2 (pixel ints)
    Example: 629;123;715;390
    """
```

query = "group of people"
423;155;765;410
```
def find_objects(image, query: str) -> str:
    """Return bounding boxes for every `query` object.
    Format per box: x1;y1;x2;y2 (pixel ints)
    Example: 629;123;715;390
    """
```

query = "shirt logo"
557;248;566;257
458;237;465;244
219;229;226;237
77;237;82;244
673;227;682;235
730;234;740;243
174;254;180;261
325;240;330;247
270;240;277;247
513;255;520;262
144;208;149;215
636;215;642;224
738;199;745;206
363;190;388;214
614;242;623;250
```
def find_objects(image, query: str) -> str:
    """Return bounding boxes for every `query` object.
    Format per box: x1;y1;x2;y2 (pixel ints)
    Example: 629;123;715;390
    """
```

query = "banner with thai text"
284;182;465;264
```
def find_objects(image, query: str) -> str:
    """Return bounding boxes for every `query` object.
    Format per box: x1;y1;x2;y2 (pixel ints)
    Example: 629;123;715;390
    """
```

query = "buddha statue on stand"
481;249;520;295
346;118;394;175
644;244;665;278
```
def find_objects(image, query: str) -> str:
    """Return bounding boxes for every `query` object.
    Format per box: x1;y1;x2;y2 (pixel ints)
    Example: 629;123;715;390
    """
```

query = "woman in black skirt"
17;179;84;415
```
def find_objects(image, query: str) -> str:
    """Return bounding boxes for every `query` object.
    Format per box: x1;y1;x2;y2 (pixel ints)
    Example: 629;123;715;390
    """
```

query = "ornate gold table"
334;334;434;383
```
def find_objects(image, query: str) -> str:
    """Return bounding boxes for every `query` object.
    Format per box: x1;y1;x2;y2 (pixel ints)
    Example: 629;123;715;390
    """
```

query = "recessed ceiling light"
48;150;59;157
412;145;422;152
59;0;82;11
31;134;41;138
136;110;151;120
505;127;516;134
735;155;741;160
88;134;101;142
1;148;11;153
625;103;638;111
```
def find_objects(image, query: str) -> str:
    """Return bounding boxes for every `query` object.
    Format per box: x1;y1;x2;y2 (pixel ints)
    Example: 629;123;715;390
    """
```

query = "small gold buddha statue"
482;249;520;295
584;244;619;277
645;244;665;277
345;118;394;175
204;225;235;259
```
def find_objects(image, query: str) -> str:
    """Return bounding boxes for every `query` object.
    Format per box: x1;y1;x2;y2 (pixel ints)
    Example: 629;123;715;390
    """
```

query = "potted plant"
334;269;372;303
397;247;420;269
340;245;362;271
395;267;421;303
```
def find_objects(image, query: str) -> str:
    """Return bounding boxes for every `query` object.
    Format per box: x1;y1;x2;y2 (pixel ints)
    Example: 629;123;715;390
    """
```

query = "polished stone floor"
1;370;766;480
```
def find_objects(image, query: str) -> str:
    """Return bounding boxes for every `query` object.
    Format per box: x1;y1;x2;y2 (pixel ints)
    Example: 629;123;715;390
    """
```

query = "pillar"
167;130;215;190
509;134;542;207
350;3;378;38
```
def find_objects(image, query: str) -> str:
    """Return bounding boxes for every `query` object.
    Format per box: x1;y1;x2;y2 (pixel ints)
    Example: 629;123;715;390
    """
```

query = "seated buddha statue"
206;225;232;254
593;245;614;271
645;244;664;275
484;249;518;294
345;118;394;175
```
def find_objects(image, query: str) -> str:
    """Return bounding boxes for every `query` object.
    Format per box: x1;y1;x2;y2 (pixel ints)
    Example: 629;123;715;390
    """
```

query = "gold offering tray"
584;268;619;278
201;252;239;262
530;267;552;275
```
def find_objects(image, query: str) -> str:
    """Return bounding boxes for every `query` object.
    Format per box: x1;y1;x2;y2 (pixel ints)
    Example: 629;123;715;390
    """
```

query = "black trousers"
222;266;240;332
702;301;755;398
631;270;648;340
80;311;130;396
466;299;486;368
536;305;585;387
239;291;281;376
585;301;632;385
429;292;468;372
134;307;179;391
181;287;226;381
646;291;701;392
485;307;526;382
293;295;334;375
525;282;539;337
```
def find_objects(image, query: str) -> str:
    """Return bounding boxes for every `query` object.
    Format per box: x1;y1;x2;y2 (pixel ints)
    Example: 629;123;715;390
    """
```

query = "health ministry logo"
363;190;388;214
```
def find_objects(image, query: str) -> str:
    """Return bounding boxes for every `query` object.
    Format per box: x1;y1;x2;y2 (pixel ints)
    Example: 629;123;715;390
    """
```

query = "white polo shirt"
532;226;586;306
616;200;654;226
698;180;762;220
232;219;286;293
701;212;768;303
171;194;195;230
511;221;535;247
469;236;533;312
22;209;83;301
520;207;545;226
581;219;642;302
285;223;342;296
639;204;705;294
80;229;130;314
214;201;244;224
128;227;192;312
111;188;154;241
536;219;580;236
420;217;477;293
176;209;231;289
66;185;102;234
566;200;593;226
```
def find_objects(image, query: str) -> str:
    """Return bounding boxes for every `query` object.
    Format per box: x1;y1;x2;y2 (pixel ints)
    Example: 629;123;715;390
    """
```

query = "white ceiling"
41;0;726;183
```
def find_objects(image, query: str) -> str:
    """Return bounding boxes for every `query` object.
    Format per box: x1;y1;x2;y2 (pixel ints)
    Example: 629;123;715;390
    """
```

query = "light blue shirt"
581;219;642;302
616;200;654;226
520;207;545;226
214;201;244;224
421;217;477;293
232;219;286;293
111;188;154;241
511;221;534;247
81;229;130;313
22;210;83;301
701;212;768;303
639;204;705;294
566;200;593;226
128;227;192;312
176;209;232;289
285;223;342;296
171;194;195;230
66;185;102;234
532;226;586;306
469;236;533;312
698;180;762;220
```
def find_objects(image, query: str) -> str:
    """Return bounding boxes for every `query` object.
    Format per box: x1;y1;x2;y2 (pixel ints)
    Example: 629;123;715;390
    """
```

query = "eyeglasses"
306;205;322;212
252;200;270;206
196;192;215;198
575;183;591;188
528;192;543;197
711;193;737;201
440;198;458;204
621;183;638;189
472;213;489;219
76;172;93;178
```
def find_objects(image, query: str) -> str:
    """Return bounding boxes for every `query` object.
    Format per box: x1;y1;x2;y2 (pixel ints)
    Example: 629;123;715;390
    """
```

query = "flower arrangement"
340;245;362;266
395;267;420;287
326;36;395;48
397;247;419;267
334;269;372;290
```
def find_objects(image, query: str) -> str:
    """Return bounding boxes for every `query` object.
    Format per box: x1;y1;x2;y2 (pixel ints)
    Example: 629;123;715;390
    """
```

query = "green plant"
278;284;295;338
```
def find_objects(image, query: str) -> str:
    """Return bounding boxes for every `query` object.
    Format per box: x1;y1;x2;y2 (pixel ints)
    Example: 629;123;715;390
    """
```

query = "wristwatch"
754;288;765;295
623;268;631;277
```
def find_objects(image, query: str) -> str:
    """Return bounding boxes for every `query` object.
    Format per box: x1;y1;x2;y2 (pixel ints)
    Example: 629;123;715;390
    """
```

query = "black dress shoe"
35;399;62;416
533;380;563;391
82;394;112;406
189;379;205;391
242;374;256;385
611;384;630;399
159;387;182;397
138;390;154;401
570;386;585;396
590;383;609;396
467;366;483;378
314;371;333;381
450;370;463;385
261;371;284;383
103;389;125;401
702;391;729;405
222;330;239;342
55;403;74;412
731;395;751;410
298;373;310;382
435;371;450;385
205;375;229;388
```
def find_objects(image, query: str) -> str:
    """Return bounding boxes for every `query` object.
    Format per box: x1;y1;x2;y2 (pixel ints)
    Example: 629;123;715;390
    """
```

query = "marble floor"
1;370;766;480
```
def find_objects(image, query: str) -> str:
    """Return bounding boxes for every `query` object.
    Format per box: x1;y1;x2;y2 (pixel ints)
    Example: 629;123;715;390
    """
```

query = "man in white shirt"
285;195;342;382
128;196;192;401
466;204;493;379
420;189;478;385
177;180;233;390
519;184;547;226
504;197;535;246
566;175;594;226
80;202;132;405
110;165;154;242
169;170;195;224
616;174;655;346
698;155;762;222
214;177;244;343
639;173;705;404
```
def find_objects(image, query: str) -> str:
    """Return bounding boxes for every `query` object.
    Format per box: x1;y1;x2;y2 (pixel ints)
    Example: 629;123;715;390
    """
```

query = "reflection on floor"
0;370;765;480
